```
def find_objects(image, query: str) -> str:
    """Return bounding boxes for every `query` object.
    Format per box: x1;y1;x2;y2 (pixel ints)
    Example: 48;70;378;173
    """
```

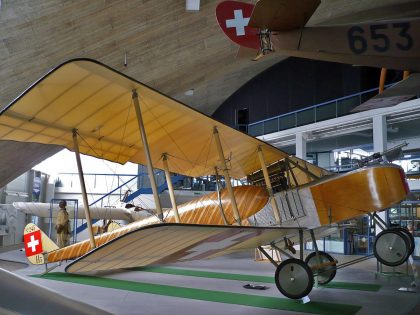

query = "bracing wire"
203;132;214;174
139;95;192;166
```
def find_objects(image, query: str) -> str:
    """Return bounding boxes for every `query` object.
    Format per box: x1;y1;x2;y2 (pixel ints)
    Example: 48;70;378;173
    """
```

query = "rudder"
23;223;58;265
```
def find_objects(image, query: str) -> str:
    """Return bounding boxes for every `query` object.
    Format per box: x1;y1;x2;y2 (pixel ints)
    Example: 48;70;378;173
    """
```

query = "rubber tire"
274;258;314;299
374;229;410;266
391;227;415;256
305;251;337;285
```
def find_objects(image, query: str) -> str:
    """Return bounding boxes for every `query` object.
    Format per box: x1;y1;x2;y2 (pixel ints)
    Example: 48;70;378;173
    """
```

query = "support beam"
299;229;304;261
257;246;279;267
373;115;387;153
379;68;387;93
257;146;281;224
295;132;307;160
213;127;241;225
162;154;180;223
72;129;96;249
132;90;163;221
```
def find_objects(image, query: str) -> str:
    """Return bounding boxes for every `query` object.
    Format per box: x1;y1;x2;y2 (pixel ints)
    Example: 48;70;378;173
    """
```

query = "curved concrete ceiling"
1;0;420;116
1;0;420;186
0;141;61;189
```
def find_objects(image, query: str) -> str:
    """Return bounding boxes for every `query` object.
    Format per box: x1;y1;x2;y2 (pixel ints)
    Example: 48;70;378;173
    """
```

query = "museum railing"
247;84;394;137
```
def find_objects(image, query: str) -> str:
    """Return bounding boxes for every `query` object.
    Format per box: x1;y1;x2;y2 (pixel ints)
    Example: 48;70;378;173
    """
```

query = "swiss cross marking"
28;235;39;252
24;230;43;257
226;10;250;36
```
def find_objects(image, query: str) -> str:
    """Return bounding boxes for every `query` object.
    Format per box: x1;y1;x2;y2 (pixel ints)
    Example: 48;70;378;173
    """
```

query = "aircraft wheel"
374;229;410;266
391;227;415;256
274;258;313;299
305;251;337;285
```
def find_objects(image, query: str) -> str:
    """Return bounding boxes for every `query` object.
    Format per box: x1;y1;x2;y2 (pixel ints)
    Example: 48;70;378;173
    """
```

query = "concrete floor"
1;248;420;315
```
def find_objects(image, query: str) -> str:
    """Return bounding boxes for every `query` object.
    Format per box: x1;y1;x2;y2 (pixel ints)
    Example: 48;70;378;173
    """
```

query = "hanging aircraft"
0;58;411;300
216;0;420;71
13;202;150;222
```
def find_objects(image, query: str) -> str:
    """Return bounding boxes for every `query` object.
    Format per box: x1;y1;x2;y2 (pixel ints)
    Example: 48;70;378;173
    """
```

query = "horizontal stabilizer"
249;0;321;30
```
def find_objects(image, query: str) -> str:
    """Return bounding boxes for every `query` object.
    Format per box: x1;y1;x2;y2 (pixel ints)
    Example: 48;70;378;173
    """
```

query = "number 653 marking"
348;22;413;54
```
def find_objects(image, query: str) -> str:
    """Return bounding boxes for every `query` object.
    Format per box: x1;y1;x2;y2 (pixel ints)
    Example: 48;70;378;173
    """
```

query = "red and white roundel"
216;1;259;50
24;230;43;257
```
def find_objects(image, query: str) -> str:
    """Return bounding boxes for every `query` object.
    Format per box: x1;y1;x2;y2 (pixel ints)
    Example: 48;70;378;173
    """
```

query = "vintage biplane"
0;59;411;300
216;0;420;71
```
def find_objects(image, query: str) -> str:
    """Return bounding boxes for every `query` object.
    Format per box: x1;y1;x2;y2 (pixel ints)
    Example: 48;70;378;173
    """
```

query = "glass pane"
248;123;263;137
297;108;315;126
316;102;336;121
337;96;360;116
279;114;296;130
401;204;411;220
263;118;278;134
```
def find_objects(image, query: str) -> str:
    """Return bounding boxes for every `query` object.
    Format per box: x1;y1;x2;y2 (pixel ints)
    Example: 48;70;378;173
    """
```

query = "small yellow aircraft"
216;0;420;71
0;59;410;299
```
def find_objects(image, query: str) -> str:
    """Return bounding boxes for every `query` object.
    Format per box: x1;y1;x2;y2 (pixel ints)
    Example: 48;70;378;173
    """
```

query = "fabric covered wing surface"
65;223;294;274
0;59;327;181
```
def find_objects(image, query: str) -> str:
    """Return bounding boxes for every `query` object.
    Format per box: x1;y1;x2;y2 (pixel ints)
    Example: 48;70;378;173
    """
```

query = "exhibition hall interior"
1;0;420;314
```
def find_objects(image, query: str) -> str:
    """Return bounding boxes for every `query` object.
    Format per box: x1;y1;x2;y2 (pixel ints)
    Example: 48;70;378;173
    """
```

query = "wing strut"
379;68;387;93
213;127;241;225
215;167;229;225
257;146;281;224
72;129;96;249
132;90;163;221
162;153;180;223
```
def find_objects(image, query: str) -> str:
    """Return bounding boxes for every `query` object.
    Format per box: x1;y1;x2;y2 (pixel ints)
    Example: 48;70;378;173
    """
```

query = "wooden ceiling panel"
2;0;416;119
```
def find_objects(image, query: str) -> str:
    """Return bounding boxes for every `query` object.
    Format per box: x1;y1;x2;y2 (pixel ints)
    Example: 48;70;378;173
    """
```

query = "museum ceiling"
1;0;420;187
2;0;420;116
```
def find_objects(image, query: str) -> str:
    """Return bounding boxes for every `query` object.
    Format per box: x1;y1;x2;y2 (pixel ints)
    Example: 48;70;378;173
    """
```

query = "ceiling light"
186;0;200;11
184;89;194;96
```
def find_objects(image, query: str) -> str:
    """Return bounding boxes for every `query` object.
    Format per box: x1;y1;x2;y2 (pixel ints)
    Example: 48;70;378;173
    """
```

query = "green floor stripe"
322;282;380;291
134;266;381;292
136;266;275;283
32;272;361;315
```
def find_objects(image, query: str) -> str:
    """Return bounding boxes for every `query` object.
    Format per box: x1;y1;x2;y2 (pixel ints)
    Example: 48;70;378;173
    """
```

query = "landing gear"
392;227;415;256
369;212;415;267
305;251;337;285
274;258;314;299
263;229;339;299
374;229;410;266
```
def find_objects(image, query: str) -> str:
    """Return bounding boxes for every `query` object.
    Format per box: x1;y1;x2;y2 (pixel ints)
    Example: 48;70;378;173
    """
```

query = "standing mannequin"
56;200;71;248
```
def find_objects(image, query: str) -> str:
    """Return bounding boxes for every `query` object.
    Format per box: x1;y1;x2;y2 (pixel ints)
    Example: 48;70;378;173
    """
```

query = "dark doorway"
236;108;249;133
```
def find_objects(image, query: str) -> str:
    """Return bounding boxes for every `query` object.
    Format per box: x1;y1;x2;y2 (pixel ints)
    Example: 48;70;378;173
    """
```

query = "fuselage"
47;164;409;263
47;185;269;262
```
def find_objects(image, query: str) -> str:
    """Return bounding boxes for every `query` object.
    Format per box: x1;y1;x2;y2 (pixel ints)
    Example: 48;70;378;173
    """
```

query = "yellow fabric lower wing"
65;223;301;274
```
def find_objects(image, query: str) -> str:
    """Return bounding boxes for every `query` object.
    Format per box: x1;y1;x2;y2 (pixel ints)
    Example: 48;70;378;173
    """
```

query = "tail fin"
216;1;260;50
23;223;59;265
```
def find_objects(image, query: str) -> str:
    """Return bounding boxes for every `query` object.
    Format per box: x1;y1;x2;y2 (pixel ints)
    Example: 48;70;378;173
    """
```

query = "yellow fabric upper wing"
0;58;327;181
